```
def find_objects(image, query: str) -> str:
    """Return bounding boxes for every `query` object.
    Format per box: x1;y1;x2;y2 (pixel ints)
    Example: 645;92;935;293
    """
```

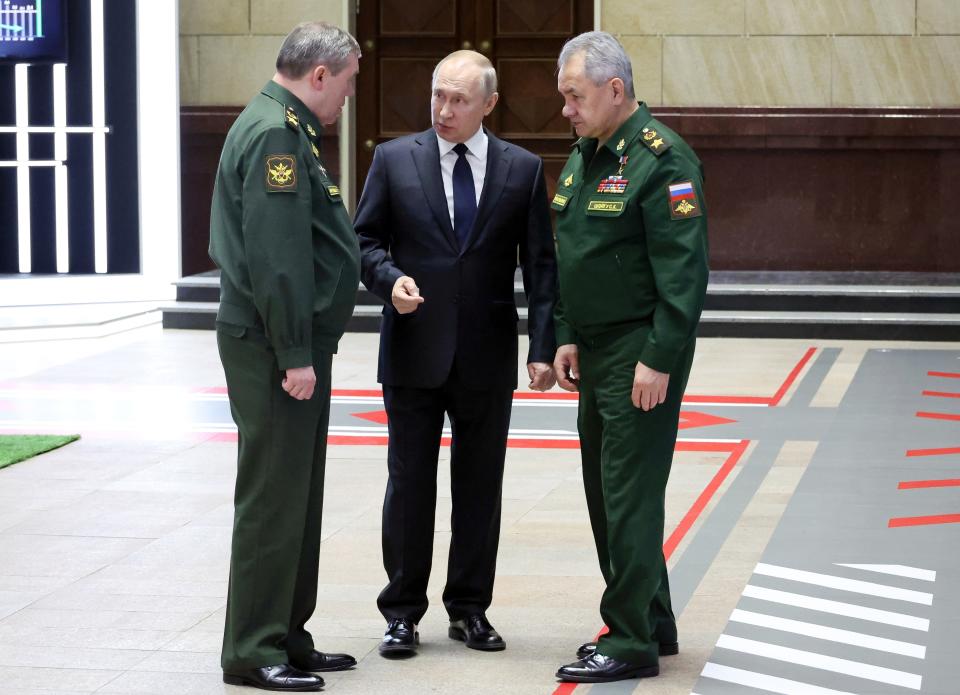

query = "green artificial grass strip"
0;434;80;470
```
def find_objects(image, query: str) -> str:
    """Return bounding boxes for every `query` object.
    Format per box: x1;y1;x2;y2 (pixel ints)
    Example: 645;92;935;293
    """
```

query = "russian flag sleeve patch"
667;180;702;220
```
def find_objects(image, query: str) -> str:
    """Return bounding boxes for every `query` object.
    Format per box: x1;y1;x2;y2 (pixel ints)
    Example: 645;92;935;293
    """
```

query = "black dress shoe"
222;664;324;691
576;640;679;659
290;649;357;672
448;614;506;651
379;617;418;657
556;653;659;683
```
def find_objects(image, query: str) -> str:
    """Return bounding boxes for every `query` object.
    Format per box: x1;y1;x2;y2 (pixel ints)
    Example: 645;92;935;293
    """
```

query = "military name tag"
327;185;341;197
586;200;624;213
265;154;297;192
552;193;569;208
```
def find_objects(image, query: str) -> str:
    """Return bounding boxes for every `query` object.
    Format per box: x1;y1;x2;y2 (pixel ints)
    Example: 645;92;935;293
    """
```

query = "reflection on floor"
0;327;957;694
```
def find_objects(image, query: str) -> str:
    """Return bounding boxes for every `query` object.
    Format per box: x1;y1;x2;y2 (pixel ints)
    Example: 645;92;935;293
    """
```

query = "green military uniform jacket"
552;102;709;374
209;80;360;369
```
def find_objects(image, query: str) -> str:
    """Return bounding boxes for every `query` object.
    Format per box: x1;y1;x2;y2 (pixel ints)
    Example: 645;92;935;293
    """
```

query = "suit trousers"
576;323;695;667
218;323;332;671
378;369;513;623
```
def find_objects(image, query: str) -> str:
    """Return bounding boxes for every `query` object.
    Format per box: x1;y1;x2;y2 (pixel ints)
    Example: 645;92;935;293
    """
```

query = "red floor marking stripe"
512;392;579;400
898;479;960;489
929;371;960;379
682;394;772;405
916;411;960;422
663;439;750;561
209;433;740;451
332;389;387;397
769;347;817;407
550;440;750;695
889;513;960;528
906;446;960;457
922;390;960;399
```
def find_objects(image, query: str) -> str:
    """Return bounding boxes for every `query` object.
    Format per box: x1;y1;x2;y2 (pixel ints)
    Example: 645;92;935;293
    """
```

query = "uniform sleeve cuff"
276;347;312;371
638;342;679;375
555;324;578;347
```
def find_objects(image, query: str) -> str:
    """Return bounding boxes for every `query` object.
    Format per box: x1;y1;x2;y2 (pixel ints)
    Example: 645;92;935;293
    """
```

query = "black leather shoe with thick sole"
555;653;659;684
222;664;324;691
290;649;357;672
379;618;419;657
448;614;506;651
576;640;678;660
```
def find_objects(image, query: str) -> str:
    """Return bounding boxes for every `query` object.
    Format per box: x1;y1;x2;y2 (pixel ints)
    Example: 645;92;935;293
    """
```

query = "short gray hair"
276;22;361;78
558;31;635;100
432;50;498;99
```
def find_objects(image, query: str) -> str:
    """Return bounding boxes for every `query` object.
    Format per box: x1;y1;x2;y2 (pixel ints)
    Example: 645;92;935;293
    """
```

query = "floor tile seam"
502;480;569;531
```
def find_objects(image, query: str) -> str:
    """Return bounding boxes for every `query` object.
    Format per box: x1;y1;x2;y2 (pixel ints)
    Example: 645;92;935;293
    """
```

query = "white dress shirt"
437;127;487;228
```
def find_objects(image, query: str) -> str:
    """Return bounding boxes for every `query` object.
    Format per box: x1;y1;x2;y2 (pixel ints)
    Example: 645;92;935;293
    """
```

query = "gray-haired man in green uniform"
550;32;709;684
209;22;362;692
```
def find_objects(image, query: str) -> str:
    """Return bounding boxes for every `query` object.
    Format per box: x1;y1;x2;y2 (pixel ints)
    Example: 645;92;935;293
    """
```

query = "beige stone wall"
179;0;345;106
603;0;960;107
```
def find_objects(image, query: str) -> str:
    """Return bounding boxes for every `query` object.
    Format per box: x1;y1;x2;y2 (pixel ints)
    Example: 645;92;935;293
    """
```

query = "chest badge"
597;156;629;194
615;138;625;152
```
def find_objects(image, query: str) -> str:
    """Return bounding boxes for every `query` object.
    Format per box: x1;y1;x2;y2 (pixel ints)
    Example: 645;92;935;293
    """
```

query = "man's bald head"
431;50;497;99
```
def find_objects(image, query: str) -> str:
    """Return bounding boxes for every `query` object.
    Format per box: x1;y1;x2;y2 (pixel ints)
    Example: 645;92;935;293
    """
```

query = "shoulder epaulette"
639;125;671;157
284;106;300;132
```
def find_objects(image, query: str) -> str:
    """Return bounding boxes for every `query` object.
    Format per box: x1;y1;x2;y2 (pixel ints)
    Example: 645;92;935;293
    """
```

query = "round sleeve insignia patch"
265;154;298;192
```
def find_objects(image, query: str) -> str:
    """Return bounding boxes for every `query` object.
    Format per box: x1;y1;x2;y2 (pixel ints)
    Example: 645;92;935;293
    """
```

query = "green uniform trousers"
577;323;695;666
218;323;332;671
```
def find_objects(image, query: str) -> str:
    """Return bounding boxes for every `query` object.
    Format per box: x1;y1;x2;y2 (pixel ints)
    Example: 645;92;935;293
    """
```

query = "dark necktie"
452;142;476;247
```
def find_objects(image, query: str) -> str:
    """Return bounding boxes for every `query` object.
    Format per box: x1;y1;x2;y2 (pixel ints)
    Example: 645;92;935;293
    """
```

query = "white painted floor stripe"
700;663;858;695
729;609;926;658
755;563;934;605
716;634;922;690
835;564;937;582
742;585;930;631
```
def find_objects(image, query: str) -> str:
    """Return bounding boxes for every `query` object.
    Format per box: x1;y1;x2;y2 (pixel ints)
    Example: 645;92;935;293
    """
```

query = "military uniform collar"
261;80;323;140
600;102;651;156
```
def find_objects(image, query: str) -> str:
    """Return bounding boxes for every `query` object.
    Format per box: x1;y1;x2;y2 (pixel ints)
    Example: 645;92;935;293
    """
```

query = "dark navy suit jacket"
354;128;557;390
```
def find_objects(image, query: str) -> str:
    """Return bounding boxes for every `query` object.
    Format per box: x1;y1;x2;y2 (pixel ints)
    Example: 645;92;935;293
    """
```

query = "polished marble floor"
0;326;957;694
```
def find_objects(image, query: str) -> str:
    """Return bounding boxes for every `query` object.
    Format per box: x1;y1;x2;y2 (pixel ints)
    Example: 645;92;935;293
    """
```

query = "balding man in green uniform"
550;32;709;684
209;22;361;692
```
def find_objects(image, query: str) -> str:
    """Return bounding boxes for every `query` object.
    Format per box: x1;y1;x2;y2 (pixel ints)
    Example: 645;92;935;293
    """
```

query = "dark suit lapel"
412;130;459;252
463;129;512;253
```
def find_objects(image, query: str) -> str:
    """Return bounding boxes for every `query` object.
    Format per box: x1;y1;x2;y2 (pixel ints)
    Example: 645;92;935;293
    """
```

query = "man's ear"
483;91;499;116
610;77;625;105
311;65;328;90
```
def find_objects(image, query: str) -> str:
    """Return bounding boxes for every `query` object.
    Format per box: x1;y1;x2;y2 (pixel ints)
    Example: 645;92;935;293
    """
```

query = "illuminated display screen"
0;0;67;63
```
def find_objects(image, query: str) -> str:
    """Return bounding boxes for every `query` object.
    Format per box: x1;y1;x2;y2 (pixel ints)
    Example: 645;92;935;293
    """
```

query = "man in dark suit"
354;50;557;658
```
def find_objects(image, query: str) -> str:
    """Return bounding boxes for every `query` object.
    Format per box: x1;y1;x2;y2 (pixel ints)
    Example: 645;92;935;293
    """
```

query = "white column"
136;0;182;285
